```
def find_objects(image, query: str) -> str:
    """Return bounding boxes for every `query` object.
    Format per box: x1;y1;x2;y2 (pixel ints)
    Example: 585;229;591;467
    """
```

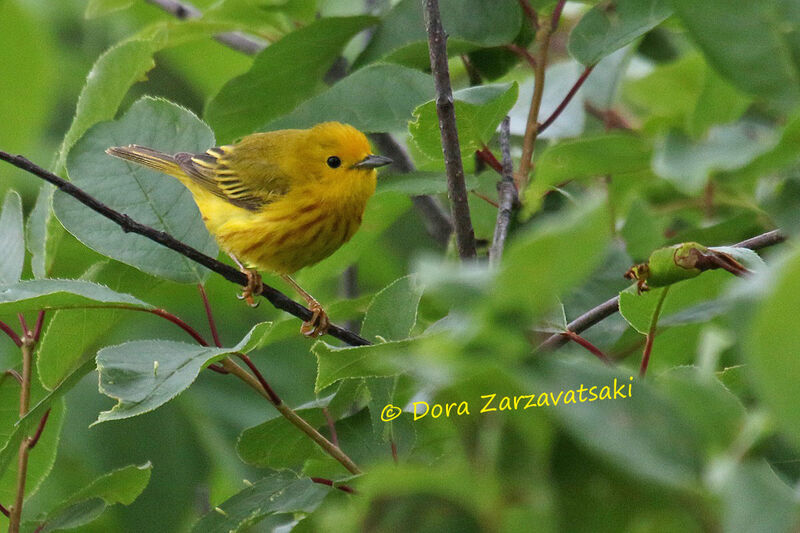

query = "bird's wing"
175;144;291;211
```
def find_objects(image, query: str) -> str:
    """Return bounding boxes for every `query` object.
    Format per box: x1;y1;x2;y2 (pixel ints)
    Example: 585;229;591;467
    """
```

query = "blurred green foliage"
1;0;799;531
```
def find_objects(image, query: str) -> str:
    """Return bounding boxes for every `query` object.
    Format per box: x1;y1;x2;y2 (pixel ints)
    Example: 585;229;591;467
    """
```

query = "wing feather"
174;144;291;211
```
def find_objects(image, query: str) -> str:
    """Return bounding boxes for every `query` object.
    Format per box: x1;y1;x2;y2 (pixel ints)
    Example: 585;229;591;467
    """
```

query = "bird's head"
305;122;392;186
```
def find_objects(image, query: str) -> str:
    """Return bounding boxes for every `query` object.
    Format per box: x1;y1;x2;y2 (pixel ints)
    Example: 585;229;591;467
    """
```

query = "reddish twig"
551;0;567;29
518;0;539;28
506;43;537;69
197;284;222;347
0;502;8;518
28;409;51;449
561;330;611;364
149;308;209;346
640;287;670;378
0;320;22;348
322;407;339;448
471;190;499;208
17;314;30;336
584;102;633;131
32;311;45;343
538;64;596;134
235;353;282;406
4;369;23;384
310;477;356;494
391;440;399;464
476;147;503;175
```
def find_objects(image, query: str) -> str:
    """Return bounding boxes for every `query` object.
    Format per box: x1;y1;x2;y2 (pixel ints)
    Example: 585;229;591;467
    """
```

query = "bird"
106;122;392;337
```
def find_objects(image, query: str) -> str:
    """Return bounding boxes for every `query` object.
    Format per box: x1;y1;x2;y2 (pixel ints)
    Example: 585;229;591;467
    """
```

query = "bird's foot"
300;302;330;338
236;268;263;307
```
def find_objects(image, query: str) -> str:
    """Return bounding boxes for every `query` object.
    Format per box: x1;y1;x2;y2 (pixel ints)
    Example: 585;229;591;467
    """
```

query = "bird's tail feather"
106;145;183;177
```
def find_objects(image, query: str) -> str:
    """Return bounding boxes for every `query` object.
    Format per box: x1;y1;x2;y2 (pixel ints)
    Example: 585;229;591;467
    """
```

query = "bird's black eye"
326;156;341;169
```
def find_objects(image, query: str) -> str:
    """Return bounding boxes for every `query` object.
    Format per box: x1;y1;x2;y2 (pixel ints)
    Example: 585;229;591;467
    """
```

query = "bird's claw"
237;269;263;308
301;302;330;338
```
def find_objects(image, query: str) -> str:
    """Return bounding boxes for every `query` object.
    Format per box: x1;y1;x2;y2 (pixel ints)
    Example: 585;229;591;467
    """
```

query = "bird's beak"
354;154;393;169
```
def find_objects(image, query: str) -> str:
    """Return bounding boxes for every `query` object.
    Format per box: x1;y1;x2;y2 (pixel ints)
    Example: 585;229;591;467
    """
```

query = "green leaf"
527;356;701;489
361;275;424;343
655;367;745;453
409;83;519;161
0;190;24;285
237;408;328;468
192;470;331;533
314;338;418;392
688;66;752;138
37;262;159;391
205;16;375;143
0;279;151;313
568;0;672;65
735;111;800;182
95;322;272;424
670;0;800;109
746;248;800;447
522;134;652;214
652;124;778;195
619;270;732;334
85;0;134;18
55;97;219;283
621;198;665;262
34;463;152;532
266;63;434;133
0;392;65;504
355;0;521;69
495;200;610;318
0;359;93;484
55;40;156;171
713;460;800;533
26;185;54;280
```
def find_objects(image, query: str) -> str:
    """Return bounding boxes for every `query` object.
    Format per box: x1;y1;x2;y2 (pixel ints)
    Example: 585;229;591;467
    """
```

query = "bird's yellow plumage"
107;122;392;336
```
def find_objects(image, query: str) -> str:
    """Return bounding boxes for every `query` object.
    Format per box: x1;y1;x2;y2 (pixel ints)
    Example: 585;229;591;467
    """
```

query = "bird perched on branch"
107;122;392;337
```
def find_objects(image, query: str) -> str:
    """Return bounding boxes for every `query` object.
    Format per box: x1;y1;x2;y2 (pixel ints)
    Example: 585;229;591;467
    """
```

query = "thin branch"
32;311;45;343
391;440;399;464
235;353;282;407
506;43;537;69
489;117;518;266
538;64;596;134
562;330;611;364
476;146;503;175
584;102;633;131
550;0;567;30
28;409;51;450
0;502;8;518
143;0;266;55
536;230;787;352
370;133;454;247
197;284;222;347
0;320;22;348
640;287;670;377
17;314;30;336
310;477;356;494
471;191;499;208
322;407;339;448
9;337;34;533
0;151;370;347
517;17;552;190
423;0;477;260
518;0;539;28
219;357;362;475
4;369;22;385
149;308;209;346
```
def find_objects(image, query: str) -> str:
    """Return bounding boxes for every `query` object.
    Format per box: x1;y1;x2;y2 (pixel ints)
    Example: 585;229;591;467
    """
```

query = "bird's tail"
106;145;183;177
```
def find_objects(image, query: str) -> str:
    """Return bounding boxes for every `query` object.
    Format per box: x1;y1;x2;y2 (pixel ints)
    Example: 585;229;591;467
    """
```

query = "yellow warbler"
107;122;392;337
